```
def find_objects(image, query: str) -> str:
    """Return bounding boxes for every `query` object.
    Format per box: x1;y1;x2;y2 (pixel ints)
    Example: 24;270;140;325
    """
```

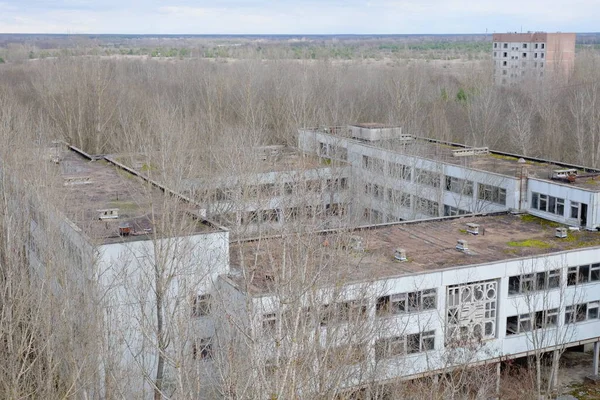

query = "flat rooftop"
305;127;600;189
115;146;332;178
229;213;600;295
57;147;219;244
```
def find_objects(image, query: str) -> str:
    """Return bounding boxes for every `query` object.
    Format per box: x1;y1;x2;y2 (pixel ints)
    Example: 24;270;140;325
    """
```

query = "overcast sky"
0;0;597;34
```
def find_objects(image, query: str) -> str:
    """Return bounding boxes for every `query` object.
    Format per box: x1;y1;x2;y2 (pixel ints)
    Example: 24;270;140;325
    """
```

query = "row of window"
508;270;561;294
478;184;506;205
506;300;600;335
319;142;348;161
361;156;505;206
506;309;559;335
364;184;468;217
445;176;473;196
494;42;545;50
375;330;435;360
258;290;438;334
376;289;437;316
531;193;565;215
568;264;600;285
499;60;545;69
263;330;437;370
496;51;545;59
214;203;347;226
208;178;348;202
508;264;600;296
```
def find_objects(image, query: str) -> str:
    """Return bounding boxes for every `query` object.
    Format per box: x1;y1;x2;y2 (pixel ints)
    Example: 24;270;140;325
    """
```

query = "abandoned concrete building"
14;123;600;397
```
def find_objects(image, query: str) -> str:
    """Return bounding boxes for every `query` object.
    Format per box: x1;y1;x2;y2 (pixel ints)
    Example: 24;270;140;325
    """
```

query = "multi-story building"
23;143;230;398
218;213;600;397
16;126;600;398
116;145;352;239
492;32;576;86
299;124;600;230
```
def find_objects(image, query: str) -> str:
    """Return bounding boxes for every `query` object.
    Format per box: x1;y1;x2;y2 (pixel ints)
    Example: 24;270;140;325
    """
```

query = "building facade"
492;32;576;86
298;125;600;230
17;128;600;398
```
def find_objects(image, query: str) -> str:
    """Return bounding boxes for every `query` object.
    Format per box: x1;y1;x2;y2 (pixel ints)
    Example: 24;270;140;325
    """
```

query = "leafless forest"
1;36;600;399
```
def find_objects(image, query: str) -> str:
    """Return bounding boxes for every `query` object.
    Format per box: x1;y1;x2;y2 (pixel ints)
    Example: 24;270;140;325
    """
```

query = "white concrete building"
115;146;352;239
26;144;230;398
218;214;600;397
20;130;600;398
298;124;600;230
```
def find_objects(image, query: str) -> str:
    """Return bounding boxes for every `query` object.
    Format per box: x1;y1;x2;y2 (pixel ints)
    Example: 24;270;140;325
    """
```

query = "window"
493;52;497;57
444;205;469;217
534;53;538;59
535;43;538;49
540;62;544;68
523;43;528;49
362;155;371;169
506;314;532;335
372;158;385;174
415;169;441;188
388;162;411;180
320;301;367;326
508;270;560;295
503;52;508;57
415;197;439;217
445;176;473;196
503;43;508;49
478;184;506;205
192;294;211;317
362;155;384;173
494;43;497;48
284;182;295;195
503;60;507;66
568;264;600;286
541;53;544;59
193;338;213;360
388;189;411;208
531;192;564;215
373;184;383;200
541;43;545;49
375;336;406;360
262;313;277;333
376;289;437;316
407;331;435;354
319;142;347;161
565;302;599;324
522;52;527;58
570;202;580;219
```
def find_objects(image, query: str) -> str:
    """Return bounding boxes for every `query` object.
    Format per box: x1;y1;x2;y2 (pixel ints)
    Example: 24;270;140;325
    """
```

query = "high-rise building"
492;32;576;86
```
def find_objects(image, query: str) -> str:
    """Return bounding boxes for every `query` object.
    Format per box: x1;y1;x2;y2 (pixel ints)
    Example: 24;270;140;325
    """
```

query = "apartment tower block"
492;32;575;86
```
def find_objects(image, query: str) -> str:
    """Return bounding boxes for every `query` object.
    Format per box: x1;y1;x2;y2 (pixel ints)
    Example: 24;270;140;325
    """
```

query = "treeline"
0;52;599;167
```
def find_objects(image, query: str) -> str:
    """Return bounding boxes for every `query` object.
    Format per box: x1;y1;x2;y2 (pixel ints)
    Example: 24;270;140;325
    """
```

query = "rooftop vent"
394;248;407;262
456;239;468;252
118;222;131;236
63;176;92;186
466;223;480;235
452;147;489;157
98;208;119;220
555;227;568;238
